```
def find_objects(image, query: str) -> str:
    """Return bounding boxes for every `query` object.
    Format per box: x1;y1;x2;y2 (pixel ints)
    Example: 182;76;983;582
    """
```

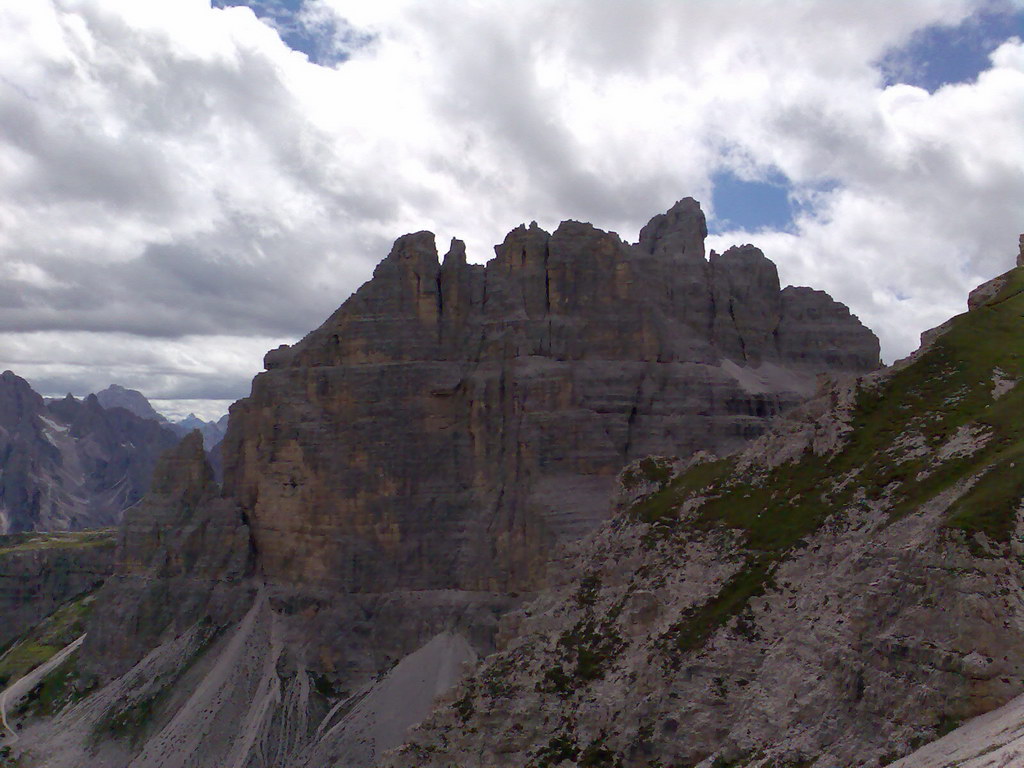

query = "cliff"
224;197;878;595
0;530;115;656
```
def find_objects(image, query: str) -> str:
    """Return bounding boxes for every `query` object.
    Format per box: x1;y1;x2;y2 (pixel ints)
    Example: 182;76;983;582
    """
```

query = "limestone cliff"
224;198;878;595
0;530;115;655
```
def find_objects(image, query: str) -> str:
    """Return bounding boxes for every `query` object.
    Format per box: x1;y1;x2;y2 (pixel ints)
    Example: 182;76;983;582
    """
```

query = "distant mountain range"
93;384;229;449
0;372;181;533
0;376;230;534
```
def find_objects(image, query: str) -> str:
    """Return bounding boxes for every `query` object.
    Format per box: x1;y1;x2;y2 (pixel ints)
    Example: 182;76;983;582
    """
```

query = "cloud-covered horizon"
1;0;1022;417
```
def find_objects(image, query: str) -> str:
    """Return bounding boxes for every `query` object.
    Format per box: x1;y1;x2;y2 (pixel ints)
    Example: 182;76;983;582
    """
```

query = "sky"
0;1;1022;420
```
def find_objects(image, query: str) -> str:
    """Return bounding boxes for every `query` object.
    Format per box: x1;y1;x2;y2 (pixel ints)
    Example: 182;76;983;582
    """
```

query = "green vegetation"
0;592;97;689
538;581;627;697
630;266;1024;661
531;733;580;768
0;529;115;556
627;458;734;526
95;694;160;744
579;733;622;767
622;457;676;491
660;560;770;662
0;745;21;767
451;681;476;723
481;655;519;699
14;655;97;719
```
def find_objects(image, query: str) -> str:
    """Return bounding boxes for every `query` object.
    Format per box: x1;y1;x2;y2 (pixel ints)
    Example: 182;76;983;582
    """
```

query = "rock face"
0;530;115;652
385;260;1024;768
79;431;255;682
0;372;181;533
8;199;881;768
224;198;878;594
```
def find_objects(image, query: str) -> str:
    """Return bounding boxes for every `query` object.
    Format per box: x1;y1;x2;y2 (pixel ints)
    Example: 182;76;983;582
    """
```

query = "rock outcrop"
95;384;229;450
79;431;254;682
0;530;115;653
170;413;228;450
0;372;181;534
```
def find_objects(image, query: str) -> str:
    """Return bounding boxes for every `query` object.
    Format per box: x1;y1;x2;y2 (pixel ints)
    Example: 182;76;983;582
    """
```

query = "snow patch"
36;416;68;434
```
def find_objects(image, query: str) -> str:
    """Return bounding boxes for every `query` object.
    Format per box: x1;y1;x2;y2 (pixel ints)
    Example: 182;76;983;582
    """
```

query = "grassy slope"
0;530;116;557
628;265;1024;657
0;593;97;691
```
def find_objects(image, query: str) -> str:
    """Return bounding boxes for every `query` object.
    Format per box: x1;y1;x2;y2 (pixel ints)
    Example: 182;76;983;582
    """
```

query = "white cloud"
0;0;1021;408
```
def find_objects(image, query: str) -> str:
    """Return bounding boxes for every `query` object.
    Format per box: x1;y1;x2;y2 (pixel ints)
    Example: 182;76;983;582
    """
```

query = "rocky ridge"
94;385;229;450
0;373;181;534
226;197;878;596
5;199;880;767
384;254;1024;767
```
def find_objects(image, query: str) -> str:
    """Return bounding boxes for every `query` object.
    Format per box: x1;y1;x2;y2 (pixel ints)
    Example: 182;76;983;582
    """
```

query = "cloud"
0;0;1021;408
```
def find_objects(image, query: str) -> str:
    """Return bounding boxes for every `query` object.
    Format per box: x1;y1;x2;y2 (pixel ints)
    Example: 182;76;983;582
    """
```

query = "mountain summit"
3;199;892;767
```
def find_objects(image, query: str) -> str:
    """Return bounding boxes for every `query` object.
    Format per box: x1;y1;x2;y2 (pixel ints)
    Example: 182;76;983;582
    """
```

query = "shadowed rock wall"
221;198;879;594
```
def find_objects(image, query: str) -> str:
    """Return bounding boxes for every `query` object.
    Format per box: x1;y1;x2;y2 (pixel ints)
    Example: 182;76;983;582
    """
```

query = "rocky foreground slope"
385;250;1024;767
0;373;180;534
0;199;881;767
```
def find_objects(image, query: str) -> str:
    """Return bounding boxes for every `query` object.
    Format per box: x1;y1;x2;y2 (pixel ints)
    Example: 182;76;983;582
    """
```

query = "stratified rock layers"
222;199;879;594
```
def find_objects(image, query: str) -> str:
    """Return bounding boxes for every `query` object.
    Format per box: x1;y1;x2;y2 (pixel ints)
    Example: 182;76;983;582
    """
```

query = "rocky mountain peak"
147;430;213;508
0;376;180;534
218;198;878;599
636;195;707;260
380;230;439;268
94;383;167;422
386;256;1024;768
0;369;44;426
441;236;467;268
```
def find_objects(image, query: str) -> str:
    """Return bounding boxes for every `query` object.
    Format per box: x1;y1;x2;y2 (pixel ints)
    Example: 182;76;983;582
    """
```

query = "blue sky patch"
877;6;1024;92
709;170;794;234
212;0;374;66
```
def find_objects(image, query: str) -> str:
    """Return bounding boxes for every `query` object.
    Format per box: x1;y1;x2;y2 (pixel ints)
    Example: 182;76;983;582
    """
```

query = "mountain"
94;384;168;423
223;197;877;595
0;374;181;533
0;529;116;668
386;249;1024;767
94;385;229;450
3;199;884;767
170;413;227;450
